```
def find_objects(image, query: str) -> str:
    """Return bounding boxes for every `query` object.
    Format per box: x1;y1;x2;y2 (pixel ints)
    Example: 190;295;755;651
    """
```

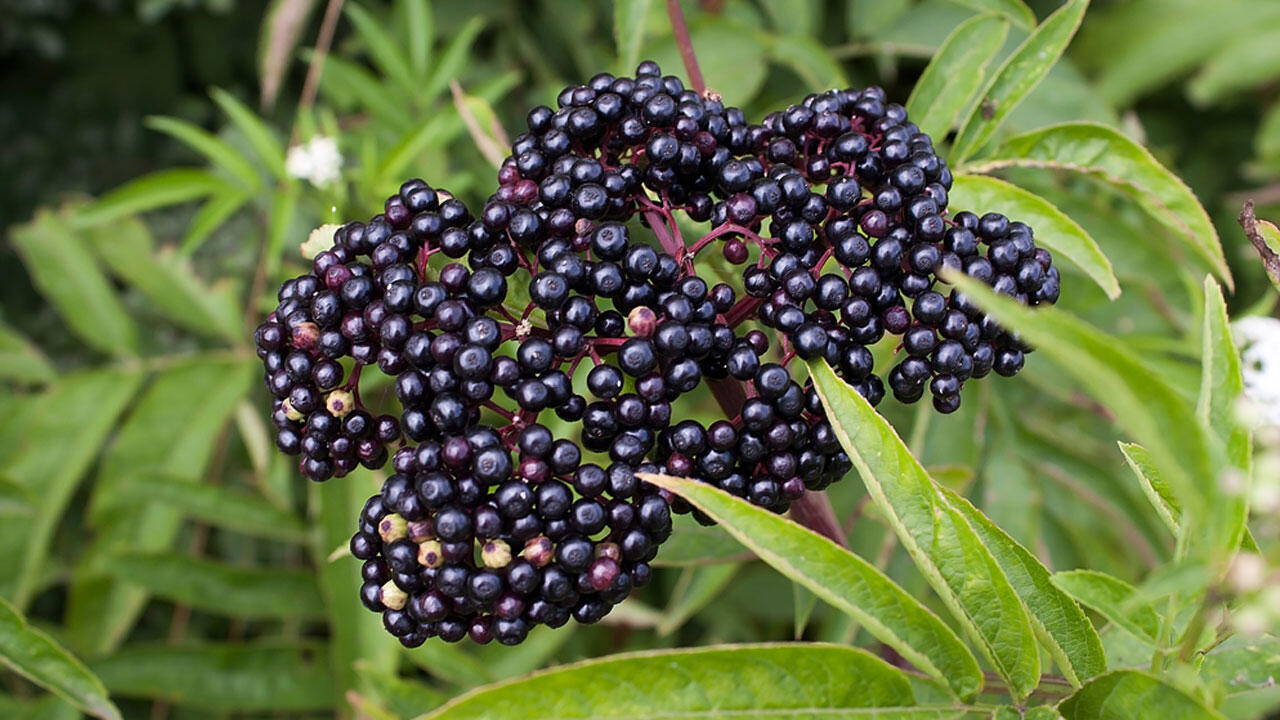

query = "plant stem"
1239;200;1280;288
665;0;706;96
790;492;849;548
1176;594;1214;662
1152;519;1191;672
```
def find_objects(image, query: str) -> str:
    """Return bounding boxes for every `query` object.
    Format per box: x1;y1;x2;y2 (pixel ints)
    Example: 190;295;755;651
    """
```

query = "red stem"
665;0;706;96
683;222;770;259
789;492;849;549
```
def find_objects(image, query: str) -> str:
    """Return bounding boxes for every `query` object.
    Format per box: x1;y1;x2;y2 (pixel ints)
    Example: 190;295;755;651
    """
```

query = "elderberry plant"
5;1;1278;718
254;60;1062;646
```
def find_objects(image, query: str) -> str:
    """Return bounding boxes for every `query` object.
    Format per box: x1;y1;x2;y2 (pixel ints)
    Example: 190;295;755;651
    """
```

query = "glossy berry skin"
257;60;1061;646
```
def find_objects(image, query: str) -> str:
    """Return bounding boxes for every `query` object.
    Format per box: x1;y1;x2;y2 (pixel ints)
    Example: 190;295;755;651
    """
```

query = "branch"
1238;200;1280;288
298;0;344;119
665;0;706;96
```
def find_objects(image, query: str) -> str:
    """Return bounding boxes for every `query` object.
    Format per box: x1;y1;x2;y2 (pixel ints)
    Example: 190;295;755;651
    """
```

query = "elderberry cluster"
348;423;669;646
253;60;1063;645
255;181;475;481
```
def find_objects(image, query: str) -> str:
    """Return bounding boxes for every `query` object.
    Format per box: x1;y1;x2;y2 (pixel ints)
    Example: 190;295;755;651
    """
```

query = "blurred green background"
2;0;1278;717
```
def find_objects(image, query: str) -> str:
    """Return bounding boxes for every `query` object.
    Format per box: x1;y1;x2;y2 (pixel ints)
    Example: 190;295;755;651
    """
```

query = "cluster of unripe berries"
253;61;1060;645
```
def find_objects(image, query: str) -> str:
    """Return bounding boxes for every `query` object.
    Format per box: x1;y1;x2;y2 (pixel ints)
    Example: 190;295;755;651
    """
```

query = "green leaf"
944;0;1034;29
107;553;323;620
905;14;1009;142
945;275;1225;556
640;473;982;702
115;474;306;542
938;486;1105;686
614;0;654;74
1198;277;1249;468
405;637;494;688
1059;670;1224;719
809;361;1040;700
180;189;250;255
74;168;232;228
0;692;83;720
1259;101;1280;166
311;472;401;701
377;71;520;185
265;180;300;276
1195;277;1250;552
9;209;139;358
209;87;288;181
356;660;446;718
1127;560;1211;608
90;642;334;711
1201;636;1280;698
1050;571;1160;643
143;116;261;189
846;0;911;39
763;32;849;91
657;564;739;636
479;624;577;681
952;0;1088;163
948;173;1119;298
1085;2;1280;106
1188;25;1280;105
793;583;818;640
312;53;413;129
421;17;488;106
653;512;749;566
0;368;144;607
0;476;33;517
345;3;416;95
968;122;1231;288
1117;442;1180;535
67;356;253;656
647;17;768;104
760;0;819;36
0;323;55;385
82;215;242;342
418;644;932;719
0;597;120;720
399;0;432;78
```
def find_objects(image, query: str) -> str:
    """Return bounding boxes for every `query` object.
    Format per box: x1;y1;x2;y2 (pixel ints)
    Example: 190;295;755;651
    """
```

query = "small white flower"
1233;317;1280;427
285;135;344;188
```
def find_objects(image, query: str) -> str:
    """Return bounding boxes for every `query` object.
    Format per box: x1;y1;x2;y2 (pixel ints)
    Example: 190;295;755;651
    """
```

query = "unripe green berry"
418;539;443;568
380;581;407;610
326;389;356;417
377;513;407;543
481;539;512;568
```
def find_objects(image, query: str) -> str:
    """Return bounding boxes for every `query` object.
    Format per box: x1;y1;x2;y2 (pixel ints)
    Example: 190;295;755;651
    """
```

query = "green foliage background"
2;0;1280;717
